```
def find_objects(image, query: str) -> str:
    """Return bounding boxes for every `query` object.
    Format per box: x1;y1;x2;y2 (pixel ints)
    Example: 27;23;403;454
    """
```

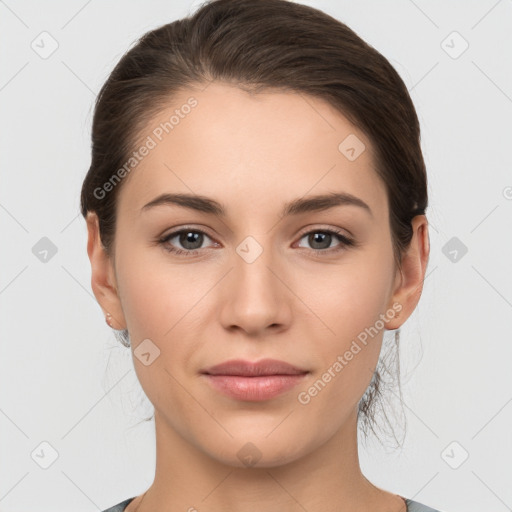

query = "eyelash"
157;226;356;257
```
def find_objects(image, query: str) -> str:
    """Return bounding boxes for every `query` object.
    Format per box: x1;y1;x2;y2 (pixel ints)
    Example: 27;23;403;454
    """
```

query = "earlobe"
86;212;127;330
385;215;430;330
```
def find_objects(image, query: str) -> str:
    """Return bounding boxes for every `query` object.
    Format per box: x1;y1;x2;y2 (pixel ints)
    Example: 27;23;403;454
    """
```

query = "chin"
204;434;311;470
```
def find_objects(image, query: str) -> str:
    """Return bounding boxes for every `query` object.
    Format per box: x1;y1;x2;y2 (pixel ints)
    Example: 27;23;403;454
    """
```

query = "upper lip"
201;358;309;377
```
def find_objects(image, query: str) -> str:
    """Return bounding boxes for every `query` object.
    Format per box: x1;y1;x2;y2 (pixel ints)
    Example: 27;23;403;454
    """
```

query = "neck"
131;408;406;512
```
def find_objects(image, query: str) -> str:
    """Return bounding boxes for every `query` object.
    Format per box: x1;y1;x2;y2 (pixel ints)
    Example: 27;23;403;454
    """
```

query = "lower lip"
202;373;308;401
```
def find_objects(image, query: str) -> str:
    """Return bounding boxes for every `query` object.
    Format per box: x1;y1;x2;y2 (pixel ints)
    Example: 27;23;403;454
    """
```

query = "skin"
87;82;429;512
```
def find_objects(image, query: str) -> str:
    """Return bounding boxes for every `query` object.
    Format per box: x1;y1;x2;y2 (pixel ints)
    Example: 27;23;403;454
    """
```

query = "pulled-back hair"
80;0;428;445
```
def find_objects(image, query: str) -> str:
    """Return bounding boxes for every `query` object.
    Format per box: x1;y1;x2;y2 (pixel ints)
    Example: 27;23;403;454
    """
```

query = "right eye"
158;228;217;256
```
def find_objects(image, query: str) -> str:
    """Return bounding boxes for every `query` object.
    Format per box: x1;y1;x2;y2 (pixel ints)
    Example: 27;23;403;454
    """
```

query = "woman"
81;0;438;510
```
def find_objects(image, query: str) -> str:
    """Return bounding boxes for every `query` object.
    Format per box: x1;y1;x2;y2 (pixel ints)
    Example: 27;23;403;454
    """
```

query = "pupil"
182;231;201;249
311;232;330;249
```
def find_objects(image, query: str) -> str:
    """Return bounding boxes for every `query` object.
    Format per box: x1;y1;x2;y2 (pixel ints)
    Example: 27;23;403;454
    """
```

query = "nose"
218;239;292;336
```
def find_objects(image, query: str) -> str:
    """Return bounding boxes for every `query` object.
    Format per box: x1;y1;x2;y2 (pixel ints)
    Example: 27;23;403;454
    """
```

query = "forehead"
117;81;388;220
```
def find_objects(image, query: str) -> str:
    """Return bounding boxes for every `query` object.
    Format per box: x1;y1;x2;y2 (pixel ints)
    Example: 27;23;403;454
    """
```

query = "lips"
201;358;308;377
200;359;309;401
205;374;308;401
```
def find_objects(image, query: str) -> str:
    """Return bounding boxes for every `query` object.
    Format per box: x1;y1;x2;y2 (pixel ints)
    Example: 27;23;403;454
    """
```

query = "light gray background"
1;1;511;511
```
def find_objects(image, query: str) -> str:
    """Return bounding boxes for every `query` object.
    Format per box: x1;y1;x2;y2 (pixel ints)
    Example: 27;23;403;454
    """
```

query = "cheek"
114;245;200;414
116;263;165;339
114;241;214;384
295;247;394;401
115;241;193;339
301;253;394;345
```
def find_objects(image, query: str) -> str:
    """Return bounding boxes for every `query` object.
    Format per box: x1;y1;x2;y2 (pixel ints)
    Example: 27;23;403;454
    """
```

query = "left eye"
297;229;353;251
158;228;355;256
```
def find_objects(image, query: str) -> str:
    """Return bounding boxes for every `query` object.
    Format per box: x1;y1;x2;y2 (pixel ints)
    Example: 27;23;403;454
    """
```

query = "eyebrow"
141;191;373;218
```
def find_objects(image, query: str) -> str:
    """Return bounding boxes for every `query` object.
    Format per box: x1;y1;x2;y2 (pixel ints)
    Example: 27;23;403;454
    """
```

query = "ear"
385;214;430;330
86;212;127;330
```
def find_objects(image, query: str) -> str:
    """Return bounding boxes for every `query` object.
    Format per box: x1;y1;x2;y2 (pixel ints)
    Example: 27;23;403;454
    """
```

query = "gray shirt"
101;496;444;511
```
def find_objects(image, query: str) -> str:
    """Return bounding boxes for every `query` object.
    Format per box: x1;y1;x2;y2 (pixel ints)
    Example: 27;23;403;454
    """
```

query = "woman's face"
103;82;407;467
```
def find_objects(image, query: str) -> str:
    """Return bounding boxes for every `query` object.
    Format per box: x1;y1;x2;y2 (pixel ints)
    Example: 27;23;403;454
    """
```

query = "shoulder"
101;497;136;512
406;498;445;512
102;496;445;512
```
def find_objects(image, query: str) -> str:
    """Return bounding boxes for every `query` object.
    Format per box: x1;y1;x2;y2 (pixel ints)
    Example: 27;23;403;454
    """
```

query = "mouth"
200;358;310;401
201;358;309;377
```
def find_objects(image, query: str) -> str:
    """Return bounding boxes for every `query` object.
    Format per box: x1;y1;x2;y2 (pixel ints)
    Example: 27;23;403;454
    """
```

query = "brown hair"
80;0;428;445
